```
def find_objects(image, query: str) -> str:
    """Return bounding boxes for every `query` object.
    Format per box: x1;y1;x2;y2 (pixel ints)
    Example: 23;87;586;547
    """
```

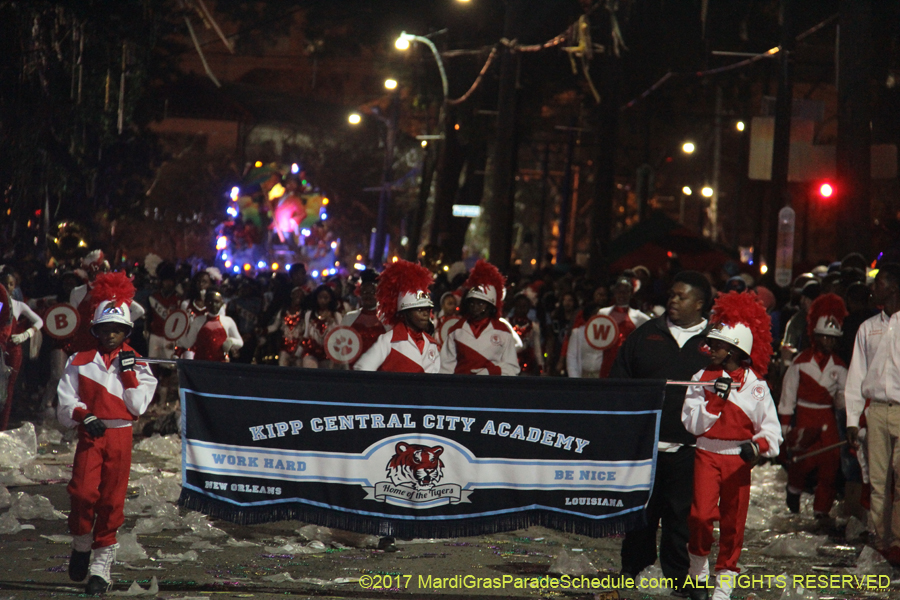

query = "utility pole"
371;93;399;268
536;142;550;266
487;0;523;272
588;11;621;280
406;141;435;261
556;121;578;262
765;0;795;272
709;85;722;242
836;0;872;259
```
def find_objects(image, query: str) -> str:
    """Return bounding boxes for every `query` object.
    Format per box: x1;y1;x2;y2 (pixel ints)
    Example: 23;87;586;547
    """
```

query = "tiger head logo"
386;442;444;490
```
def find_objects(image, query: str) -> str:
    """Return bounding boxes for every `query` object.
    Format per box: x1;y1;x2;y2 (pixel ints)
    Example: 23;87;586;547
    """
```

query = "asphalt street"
0;425;898;600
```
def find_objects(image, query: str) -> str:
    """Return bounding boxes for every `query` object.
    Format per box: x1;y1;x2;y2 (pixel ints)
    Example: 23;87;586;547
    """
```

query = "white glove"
10;329;34;345
222;338;234;353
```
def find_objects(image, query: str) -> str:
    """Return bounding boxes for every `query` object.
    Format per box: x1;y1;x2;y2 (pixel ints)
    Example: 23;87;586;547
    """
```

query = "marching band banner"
177;361;665;538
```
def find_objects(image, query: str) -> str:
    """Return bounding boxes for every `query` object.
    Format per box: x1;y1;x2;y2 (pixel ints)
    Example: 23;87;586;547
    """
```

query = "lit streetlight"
736;121;745;132
348;113;361;125
682;186;692;196
682;142;696;154
384;78;398;90
701;186;714;198
394;32;448;99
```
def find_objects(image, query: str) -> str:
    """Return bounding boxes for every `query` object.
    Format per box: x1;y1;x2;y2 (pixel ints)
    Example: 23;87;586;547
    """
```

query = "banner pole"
138;359;733;388
136;358;178;365
666;380;740;388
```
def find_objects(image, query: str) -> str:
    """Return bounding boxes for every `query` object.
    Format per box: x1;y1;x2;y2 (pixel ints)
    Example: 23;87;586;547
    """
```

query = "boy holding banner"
57;273;157;595
682;291;782;600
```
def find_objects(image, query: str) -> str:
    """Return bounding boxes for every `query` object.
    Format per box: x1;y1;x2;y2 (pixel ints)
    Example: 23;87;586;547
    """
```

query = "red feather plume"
710;291;773;377
89;271;135;313
463;259;506;314
806;293;848;341
376;260;434;325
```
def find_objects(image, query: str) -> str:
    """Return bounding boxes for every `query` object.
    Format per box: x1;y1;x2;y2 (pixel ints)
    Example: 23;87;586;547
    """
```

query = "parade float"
213;162;340;278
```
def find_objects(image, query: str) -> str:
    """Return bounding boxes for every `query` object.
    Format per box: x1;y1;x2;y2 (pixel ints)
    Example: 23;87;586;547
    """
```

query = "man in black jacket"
611;270;712;599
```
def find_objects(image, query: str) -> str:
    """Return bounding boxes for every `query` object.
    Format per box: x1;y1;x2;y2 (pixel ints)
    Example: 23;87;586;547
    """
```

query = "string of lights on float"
214;161;339;278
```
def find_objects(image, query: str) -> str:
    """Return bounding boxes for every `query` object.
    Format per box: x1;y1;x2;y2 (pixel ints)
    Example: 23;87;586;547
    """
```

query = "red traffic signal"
817;182;834;198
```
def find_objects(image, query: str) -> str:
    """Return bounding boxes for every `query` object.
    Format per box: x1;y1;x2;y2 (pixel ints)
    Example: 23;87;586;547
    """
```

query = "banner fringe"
179;489;642;539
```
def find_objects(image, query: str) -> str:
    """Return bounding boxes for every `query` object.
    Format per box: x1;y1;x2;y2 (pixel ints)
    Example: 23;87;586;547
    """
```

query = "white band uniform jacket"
354;322;440;373
682;367;782;457
567;306;649;378
779;349;847;417
439;317;520;376
57;347;157;429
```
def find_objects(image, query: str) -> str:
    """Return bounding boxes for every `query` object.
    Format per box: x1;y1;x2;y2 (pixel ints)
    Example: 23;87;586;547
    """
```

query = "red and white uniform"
509;316;543;375
779;348;847;514
682;367;781;575
57;344;157;549
439;317;520;376
300;311;342;364
1;300;44;430
566;306;649;378
435;314;460;346
147;291;181;359
178;314;243;363
276;309;304;366
354;322;440;373
343;308;388;366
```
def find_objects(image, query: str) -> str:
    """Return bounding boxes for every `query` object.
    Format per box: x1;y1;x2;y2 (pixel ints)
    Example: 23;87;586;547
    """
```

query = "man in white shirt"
845;263;900;564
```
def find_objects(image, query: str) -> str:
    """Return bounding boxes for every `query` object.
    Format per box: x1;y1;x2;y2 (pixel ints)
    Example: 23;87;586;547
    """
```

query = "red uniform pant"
787;406;840;515
67;426;133;549
1;343;22;431
688;448;751;573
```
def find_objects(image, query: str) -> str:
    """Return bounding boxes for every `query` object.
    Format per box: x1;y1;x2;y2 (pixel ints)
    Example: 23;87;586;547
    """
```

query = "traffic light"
816;181;835;199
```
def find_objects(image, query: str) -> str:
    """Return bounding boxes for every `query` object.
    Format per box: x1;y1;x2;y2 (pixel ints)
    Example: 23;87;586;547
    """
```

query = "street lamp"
701;186;714;198
682;141;696;154
384;78;398;90
394;32;449;100
348;113;361;125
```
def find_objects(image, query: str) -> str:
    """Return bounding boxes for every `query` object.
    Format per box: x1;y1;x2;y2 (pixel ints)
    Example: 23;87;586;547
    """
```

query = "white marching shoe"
86;543;117;594
712;570;738;600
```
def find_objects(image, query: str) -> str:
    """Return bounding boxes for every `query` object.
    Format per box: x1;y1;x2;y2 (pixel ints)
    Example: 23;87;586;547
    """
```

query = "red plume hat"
89;271;135;313
89;271;136;331
463;259;506;314
708;291;773;377
376;260;434;325
806;293;848;340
